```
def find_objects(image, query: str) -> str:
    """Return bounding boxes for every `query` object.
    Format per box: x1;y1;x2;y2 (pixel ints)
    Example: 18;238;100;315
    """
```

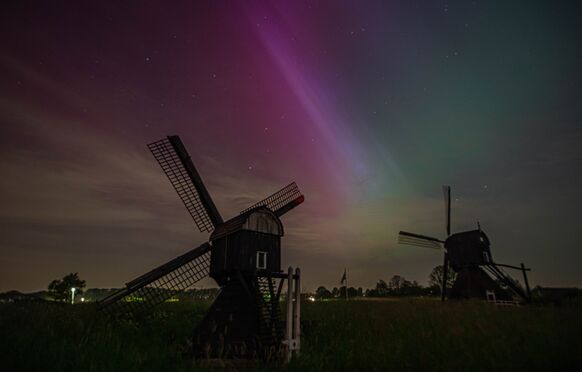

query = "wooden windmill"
99;135;303;360
398;186;531;303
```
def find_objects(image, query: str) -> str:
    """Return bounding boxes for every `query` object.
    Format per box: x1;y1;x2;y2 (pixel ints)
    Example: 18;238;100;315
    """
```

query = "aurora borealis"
1;1;581;292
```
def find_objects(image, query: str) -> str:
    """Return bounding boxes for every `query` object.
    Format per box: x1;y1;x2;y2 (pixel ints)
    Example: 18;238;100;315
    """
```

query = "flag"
340;268;347;286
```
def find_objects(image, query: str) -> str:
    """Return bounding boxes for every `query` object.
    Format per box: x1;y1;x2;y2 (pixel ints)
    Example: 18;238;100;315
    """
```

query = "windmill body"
98;135;304;359
445;229;492;268
398;186;531;303
209;207;283;285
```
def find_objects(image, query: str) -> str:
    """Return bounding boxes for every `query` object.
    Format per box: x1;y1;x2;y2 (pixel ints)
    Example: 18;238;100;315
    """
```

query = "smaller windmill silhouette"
398;186;531;302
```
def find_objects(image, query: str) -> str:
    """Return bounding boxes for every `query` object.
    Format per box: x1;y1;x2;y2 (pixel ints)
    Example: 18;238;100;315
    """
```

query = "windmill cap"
210;207;284;241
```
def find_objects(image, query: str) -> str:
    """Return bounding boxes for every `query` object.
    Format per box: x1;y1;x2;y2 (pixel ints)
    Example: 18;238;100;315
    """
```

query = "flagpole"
345;268;348;301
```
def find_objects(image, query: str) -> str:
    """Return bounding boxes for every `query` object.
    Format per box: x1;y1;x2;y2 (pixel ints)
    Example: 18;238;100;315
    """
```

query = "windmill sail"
398;231;444;249
148;136;223;233
240;182;304;217
98;243;211;314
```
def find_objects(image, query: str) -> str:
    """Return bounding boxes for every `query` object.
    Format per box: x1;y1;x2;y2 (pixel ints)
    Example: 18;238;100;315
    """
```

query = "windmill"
98;135;304;360
398;186;532;303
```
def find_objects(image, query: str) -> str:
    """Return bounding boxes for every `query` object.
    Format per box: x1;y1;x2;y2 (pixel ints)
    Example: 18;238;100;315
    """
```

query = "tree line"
315;265;457;299
43;265;458;302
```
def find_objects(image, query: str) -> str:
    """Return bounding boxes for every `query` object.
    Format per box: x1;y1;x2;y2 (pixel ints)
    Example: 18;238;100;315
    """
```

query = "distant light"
308;296;315;302
81;297;85;302
71;287;76;305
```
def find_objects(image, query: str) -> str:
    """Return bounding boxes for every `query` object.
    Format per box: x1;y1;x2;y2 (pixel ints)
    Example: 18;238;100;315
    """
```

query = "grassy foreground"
1;299;581;371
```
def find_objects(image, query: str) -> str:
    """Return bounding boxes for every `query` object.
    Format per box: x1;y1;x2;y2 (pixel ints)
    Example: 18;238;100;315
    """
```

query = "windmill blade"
148;136;223;233
240;182;304;217
443;185;451;236
98;243;211;315
398;231;444;249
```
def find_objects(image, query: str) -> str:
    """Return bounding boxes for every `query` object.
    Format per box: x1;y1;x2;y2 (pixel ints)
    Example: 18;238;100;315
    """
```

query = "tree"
388;275;405;292
400;280;424;296
315;286;332;299
428;265;457;294
340;286;358;298
375;280;388;296
48;273;86;302
347;287;358;298
331;287;340;298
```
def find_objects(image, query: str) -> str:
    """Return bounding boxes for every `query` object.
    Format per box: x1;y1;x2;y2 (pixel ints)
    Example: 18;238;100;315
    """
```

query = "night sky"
1;1;581;292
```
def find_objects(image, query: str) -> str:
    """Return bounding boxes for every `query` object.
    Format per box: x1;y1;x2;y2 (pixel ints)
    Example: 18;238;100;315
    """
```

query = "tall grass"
0;301;208;372
286;299;582;371
1;299;581;371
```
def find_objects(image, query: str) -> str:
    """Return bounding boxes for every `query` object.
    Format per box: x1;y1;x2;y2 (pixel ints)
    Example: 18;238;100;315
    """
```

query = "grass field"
1;299;581;371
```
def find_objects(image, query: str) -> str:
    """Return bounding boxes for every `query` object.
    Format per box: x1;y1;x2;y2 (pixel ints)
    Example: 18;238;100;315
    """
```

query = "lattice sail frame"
398;231;443;249
99;244;211;315
240;182;302;215
148;137;218;233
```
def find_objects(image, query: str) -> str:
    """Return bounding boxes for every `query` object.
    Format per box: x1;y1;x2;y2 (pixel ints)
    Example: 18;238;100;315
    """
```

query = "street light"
71;287;76;304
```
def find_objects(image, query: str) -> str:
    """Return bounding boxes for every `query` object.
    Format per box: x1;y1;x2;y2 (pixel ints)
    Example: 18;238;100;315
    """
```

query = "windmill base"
449;267;513;300
190;275;284;360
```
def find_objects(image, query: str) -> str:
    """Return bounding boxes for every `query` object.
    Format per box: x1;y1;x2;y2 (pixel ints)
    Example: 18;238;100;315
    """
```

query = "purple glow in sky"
1;1;582;292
